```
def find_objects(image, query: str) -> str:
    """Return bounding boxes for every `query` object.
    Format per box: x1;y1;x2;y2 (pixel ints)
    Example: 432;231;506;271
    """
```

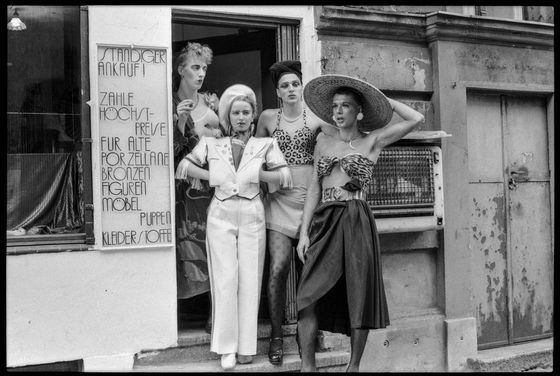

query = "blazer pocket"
248;159;263;184
208;158;227;186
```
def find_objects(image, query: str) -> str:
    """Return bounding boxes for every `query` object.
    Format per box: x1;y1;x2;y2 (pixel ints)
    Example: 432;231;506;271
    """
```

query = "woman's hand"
176;99;196;124
296;234;310;263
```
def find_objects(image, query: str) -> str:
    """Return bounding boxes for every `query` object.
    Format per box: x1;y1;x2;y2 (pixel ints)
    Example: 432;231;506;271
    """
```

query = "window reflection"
6;6;83;237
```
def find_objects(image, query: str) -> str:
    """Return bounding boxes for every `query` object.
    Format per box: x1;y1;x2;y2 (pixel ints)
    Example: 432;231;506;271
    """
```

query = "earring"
332;115;336;121
357;112;364;121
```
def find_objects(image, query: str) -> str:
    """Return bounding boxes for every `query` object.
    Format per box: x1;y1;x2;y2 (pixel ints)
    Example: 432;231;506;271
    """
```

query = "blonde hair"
173;42;213;91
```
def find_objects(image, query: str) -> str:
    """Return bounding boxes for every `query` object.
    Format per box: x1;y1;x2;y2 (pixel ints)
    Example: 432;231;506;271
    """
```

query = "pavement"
467;337;553;372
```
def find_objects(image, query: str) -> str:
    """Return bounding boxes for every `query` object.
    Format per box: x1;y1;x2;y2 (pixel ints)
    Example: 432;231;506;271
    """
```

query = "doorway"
467;92;553;349
171;9;300;331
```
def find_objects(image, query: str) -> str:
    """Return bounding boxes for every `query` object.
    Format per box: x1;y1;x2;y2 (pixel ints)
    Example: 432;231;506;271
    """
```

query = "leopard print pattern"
271;109;316;166
317;153;375;187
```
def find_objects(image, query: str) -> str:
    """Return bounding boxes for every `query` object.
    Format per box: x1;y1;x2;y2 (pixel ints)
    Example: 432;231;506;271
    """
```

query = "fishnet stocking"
267;230;294;338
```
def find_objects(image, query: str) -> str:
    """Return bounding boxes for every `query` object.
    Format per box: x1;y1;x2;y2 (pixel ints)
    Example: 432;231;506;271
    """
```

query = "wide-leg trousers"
206;195;266;355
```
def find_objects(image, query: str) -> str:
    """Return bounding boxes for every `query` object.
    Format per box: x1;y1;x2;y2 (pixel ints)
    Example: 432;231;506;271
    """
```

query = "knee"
269;263;290;280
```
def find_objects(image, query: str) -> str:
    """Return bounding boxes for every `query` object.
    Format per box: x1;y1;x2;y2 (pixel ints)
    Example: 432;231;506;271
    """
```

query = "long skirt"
296;199;390;335
175;180;212;299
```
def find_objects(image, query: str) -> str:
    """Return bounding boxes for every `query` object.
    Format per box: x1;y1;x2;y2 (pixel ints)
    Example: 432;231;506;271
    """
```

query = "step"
135;321;350;365
133;350;350;372
466;337;553;372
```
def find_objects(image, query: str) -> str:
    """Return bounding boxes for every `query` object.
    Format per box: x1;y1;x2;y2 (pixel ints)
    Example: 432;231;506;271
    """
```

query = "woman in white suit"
176;84;292;370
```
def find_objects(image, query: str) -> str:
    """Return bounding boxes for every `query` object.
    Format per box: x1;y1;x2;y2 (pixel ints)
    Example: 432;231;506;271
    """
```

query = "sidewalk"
467;338;553;372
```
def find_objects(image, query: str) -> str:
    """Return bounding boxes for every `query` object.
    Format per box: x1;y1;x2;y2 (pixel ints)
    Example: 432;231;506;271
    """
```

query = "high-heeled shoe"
220;353;236;370
268;337;283;365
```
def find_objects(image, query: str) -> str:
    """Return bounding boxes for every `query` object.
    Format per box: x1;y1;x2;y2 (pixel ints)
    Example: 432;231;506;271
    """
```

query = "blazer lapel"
237;137;266;172
214;138;236;174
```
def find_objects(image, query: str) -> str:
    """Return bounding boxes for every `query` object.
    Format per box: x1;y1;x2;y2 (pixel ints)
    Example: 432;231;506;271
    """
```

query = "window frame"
6;5;93;252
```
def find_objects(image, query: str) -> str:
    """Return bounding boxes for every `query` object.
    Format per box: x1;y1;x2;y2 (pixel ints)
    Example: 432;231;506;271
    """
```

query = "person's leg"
206;199;239;356
297;303;318;372
237;198;267;359
267;230;294;363
346;328;369;372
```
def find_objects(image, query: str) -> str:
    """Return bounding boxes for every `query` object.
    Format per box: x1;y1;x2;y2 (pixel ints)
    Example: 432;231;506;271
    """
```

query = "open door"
172;9;300;329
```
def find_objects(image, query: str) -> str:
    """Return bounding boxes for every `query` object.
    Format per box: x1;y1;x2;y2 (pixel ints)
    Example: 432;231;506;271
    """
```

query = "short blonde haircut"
173;42;213;91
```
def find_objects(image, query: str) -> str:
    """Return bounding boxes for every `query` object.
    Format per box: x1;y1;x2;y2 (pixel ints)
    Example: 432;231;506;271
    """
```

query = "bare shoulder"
315;131;335;154
260;108;280;121
256;108;280;136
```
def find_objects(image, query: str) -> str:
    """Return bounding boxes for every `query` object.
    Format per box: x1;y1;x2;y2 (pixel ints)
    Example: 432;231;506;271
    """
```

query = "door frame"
170;7;301;324
463;81;554;348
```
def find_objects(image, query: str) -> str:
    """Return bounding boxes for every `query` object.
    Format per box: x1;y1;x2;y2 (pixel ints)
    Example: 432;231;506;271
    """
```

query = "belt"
322;186;365;202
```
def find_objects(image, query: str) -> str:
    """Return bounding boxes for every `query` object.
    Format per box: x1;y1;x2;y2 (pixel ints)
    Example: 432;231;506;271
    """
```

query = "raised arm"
372;98;424;150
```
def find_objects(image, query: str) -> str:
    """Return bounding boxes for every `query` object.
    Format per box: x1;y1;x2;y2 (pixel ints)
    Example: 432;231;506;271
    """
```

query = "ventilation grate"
367;147;436;216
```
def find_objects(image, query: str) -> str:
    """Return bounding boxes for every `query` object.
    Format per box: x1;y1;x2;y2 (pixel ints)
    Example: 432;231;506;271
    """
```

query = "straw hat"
303;74;392;131
218;84;257;135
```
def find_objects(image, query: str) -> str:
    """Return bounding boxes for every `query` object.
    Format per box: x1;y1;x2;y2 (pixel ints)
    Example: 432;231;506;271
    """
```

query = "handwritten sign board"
97;45;173;249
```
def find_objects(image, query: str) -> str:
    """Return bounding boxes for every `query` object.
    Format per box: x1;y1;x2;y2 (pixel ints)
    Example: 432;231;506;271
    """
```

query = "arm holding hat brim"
370;98;425;150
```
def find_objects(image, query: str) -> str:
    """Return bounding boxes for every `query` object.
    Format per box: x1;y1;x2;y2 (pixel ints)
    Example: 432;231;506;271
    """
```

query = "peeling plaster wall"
317;5;553;369
321;39;433;91
454;44;552;85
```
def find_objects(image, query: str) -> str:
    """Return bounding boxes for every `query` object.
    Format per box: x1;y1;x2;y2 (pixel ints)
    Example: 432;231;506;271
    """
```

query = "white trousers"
206;196;266;355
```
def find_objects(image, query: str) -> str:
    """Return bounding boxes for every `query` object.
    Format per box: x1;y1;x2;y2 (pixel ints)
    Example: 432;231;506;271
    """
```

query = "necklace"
281;108;303;123
340;132;363;150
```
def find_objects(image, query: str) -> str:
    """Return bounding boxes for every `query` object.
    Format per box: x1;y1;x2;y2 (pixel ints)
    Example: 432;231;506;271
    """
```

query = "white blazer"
185;136;291;200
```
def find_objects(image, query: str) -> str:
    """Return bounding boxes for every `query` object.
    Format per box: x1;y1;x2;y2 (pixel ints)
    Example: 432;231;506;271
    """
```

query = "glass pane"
6;6;83;237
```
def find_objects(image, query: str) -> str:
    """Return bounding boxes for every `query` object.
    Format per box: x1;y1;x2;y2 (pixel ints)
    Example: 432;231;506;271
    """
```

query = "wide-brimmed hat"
303;74;392;131
218;84;257;135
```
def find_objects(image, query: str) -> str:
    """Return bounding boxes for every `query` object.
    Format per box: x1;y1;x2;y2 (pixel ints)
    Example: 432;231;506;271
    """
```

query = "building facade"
6;5;553;371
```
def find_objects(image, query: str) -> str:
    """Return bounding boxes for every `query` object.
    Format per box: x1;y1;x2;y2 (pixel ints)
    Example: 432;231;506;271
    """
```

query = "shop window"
6;6;91;247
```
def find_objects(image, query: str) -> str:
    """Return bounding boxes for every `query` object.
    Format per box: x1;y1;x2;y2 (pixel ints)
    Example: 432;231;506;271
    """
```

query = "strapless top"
316;153;375;188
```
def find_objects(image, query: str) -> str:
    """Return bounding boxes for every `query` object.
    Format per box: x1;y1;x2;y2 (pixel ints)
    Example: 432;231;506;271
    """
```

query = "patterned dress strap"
276;109;282;129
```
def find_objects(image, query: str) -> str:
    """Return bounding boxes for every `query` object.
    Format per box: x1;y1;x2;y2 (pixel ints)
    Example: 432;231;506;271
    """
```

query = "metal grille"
367;147;436;216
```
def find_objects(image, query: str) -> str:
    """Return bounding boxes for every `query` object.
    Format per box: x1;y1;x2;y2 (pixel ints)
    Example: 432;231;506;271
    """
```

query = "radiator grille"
367;147;436;216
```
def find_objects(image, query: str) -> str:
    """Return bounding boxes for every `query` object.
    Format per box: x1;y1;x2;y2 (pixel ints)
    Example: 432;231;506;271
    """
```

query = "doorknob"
508;176;518;190
508;166;529;190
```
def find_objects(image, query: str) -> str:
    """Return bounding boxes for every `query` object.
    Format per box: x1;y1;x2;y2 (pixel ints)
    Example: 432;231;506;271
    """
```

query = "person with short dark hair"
255;60;335;366
296;74;425;372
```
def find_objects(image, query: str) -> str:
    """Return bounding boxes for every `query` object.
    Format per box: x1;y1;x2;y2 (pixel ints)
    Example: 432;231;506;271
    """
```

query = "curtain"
7;152;83;232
